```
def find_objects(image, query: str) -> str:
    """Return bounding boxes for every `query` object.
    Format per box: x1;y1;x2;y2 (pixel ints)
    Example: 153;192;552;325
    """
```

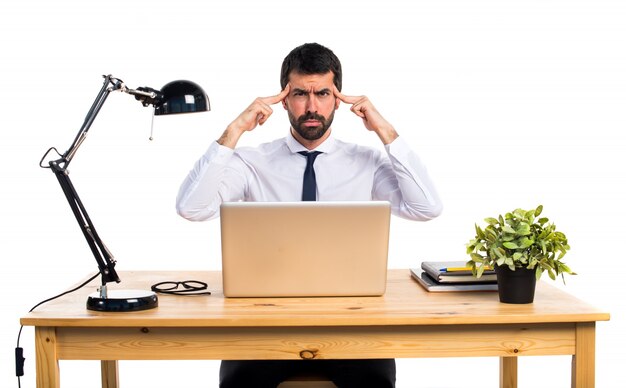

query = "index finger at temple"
332;84;358;104
262;84;290;105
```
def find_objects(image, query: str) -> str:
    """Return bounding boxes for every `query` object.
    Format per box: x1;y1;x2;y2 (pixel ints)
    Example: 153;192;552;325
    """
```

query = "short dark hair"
280;43;342;91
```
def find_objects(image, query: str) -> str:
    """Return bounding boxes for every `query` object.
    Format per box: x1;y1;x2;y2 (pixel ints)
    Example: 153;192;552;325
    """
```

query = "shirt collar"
286;129;336;154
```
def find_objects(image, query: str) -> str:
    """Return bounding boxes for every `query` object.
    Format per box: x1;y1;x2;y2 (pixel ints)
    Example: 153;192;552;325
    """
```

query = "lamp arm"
49;161;120;285
43;75;126;288
63;75;124;167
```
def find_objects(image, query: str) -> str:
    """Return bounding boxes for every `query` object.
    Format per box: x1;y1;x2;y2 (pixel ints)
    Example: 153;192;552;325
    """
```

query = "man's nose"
305;94;319;112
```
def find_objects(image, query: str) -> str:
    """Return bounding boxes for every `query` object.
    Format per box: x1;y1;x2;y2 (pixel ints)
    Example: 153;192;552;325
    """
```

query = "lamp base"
87;289;158;312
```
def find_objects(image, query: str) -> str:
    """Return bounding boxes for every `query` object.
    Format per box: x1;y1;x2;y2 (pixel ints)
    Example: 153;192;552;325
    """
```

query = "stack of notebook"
410;261;498;292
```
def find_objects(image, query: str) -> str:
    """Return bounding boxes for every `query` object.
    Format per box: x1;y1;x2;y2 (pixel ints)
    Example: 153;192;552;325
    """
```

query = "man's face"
283;71;340;142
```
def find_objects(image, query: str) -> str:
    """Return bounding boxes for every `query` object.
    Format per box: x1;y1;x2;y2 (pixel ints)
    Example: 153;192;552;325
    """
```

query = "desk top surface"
21;270;609;328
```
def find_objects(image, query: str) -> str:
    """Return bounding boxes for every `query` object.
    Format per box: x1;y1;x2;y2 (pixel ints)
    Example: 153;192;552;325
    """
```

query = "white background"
1;0;624;387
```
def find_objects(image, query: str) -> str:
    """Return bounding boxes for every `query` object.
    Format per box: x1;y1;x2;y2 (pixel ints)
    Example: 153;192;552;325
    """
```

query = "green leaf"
475;224;485;239
470;253;484;262
495;247;506;259
559;263;573;274
502;226;516;234
535;205;543;217
485;217;499;226
539;261;549;270
555;231;567;241
518;237;535;249
515;223;531;236
524;210;535;223
503;242;518;249
535;266;543;280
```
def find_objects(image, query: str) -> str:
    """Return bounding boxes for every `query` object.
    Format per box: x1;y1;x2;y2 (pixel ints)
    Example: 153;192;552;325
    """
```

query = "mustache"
297;112;326;123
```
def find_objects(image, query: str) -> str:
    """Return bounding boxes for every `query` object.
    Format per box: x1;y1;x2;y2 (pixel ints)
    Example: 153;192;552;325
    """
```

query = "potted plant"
466;205;575;303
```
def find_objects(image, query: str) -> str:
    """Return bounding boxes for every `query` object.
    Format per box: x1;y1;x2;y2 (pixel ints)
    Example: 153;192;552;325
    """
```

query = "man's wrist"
376;126;399;145
217;124;244;149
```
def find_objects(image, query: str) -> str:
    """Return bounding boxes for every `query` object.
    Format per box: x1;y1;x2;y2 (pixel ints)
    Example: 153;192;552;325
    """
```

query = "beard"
288;110;334;141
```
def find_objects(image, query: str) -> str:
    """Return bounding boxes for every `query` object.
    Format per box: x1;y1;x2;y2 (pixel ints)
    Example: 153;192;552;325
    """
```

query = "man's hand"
333;85;398;145
218;85;290;149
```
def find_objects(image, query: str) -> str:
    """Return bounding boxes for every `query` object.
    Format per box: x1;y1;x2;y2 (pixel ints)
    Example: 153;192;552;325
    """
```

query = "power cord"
16;272;100;387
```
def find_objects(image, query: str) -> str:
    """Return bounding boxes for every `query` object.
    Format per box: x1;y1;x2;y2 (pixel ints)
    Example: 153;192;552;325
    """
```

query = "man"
176;43;442;388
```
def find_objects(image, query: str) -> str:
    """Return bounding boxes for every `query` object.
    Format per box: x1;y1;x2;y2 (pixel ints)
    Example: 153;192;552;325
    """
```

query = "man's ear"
282;98;288;110
335;97;340;110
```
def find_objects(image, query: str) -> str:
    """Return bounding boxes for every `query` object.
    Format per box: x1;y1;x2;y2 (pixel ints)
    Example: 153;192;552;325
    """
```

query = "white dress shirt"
176;132;442;221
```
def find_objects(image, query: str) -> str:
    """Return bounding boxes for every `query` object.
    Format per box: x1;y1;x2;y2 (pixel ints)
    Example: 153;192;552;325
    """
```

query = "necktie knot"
298;151;322;201
298;151;322;164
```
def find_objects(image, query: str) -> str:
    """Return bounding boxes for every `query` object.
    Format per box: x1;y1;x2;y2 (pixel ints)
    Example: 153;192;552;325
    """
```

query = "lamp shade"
154;80;210;115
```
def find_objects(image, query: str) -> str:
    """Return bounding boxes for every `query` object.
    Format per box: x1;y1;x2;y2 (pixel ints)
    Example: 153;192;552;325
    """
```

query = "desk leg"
35;327;59;388
101;361;119;388
499;357;517;388
572;322;595;388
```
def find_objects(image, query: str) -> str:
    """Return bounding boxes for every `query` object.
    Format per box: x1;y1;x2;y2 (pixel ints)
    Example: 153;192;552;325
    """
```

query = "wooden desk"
20;270;609;388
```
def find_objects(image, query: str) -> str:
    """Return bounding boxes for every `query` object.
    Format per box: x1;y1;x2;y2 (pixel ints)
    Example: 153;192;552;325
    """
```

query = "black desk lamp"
39;75;210;312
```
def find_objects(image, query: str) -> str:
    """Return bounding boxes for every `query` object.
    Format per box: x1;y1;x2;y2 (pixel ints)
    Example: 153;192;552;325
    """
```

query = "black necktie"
298;151;322;201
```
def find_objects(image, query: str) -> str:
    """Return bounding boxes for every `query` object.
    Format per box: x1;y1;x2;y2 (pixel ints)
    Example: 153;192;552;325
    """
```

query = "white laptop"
220;201;391;297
